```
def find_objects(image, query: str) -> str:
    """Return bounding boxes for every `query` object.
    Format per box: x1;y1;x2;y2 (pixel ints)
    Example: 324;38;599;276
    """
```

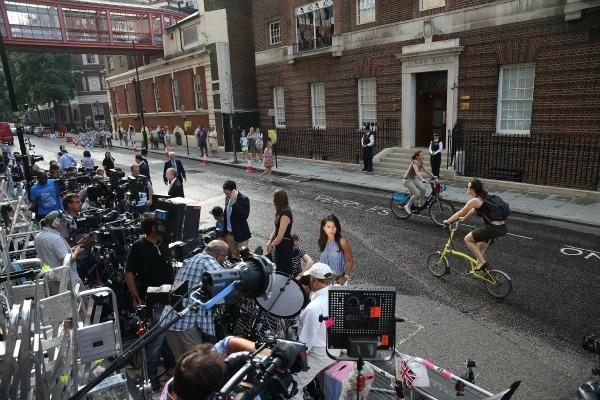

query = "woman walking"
318;214;353;285
260;140;274;181
207;126;218;157
402;150;436;214
128;126;137;148
266;189;294;276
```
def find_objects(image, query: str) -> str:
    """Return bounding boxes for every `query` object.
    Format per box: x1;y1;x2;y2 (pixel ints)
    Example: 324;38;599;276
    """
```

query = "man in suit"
166;168;184;198
135;154;151;183
222;180;251;257
163;152;186;185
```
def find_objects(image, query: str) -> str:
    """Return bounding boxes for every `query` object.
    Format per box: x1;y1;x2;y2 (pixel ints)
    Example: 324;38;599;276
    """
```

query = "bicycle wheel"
428;198;456;227
483;269;512;298
426;251;449;277
390;194;412;220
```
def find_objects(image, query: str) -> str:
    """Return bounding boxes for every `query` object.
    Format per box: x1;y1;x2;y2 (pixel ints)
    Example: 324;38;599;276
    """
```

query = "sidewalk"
115;142;600;228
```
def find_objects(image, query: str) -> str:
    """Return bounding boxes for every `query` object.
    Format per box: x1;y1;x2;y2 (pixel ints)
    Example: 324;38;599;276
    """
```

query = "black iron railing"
276;119;400;164
293;36;333;54
448;129;600;191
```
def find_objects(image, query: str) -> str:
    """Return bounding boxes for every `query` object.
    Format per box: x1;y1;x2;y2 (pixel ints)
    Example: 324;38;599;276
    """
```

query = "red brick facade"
253;1;600;138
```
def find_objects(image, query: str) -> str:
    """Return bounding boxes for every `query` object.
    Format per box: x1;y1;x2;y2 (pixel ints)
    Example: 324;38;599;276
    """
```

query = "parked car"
0;122;15;145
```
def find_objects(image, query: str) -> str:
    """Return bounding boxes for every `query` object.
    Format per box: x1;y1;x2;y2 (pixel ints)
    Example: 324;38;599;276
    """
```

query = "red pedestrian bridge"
0;0;184;54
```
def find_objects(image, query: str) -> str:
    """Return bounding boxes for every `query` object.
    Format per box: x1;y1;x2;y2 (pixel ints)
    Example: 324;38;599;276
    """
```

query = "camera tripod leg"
139;347;153;399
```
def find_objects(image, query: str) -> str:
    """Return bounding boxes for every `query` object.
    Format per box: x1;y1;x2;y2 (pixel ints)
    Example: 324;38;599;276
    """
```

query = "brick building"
107;0;257;149
251;0;600;189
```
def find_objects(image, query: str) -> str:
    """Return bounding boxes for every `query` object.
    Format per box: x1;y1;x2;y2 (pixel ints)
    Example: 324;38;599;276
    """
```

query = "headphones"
45;210;64;228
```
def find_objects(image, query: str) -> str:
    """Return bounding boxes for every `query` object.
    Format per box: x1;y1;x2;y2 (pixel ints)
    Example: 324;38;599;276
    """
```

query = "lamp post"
181;105;189;155
132;39;148;150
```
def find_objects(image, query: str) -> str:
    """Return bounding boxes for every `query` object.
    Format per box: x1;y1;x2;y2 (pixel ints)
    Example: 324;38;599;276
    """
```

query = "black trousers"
431;153;441;177
363;147;373;171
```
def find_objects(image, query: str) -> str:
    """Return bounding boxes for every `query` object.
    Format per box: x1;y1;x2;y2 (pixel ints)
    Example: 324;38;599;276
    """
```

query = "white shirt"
429;140;444;155
298;286;340;356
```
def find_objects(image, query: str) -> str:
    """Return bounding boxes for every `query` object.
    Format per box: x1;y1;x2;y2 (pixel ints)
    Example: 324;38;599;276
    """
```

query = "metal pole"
0;31;31;186
183;117;189;155
230;113;238;163
132;40;148;150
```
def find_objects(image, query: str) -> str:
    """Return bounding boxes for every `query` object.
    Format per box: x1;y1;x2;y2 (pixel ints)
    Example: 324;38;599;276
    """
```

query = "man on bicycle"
443;179;508;271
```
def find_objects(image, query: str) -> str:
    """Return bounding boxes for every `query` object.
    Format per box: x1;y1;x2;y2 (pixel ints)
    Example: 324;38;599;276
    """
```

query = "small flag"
396;354;430;388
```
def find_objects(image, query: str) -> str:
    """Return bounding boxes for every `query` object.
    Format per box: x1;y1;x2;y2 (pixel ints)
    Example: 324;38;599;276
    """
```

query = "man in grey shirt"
34;210;83;284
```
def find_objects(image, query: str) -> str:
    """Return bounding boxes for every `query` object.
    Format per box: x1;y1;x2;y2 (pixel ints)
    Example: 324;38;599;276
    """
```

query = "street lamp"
132;38;148;150
181;105;189;155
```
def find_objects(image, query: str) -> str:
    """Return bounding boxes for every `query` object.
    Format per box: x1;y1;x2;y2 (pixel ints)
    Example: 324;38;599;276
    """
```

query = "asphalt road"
28;138;600;399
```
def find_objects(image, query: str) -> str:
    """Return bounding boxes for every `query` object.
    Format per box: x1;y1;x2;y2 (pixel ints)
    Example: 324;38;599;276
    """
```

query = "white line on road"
406;215;534;240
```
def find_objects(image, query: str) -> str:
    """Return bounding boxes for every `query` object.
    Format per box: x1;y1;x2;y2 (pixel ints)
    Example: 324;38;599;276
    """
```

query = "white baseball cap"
302;262;333;280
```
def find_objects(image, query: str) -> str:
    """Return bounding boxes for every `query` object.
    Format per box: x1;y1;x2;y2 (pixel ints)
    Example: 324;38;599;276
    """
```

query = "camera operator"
160;337;256;400
34;210;84;288
161;240;229;360
209;206;225;239
125;214;173;388
292;263;339;400
30;171;64;221
127;164;154;214
58;193;81;240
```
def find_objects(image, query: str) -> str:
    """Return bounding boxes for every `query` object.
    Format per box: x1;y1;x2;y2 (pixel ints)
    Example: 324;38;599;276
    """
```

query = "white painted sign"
560;245;600;261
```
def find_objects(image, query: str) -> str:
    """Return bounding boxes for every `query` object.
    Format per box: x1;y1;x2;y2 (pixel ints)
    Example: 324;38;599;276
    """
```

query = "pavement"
107;141;600;227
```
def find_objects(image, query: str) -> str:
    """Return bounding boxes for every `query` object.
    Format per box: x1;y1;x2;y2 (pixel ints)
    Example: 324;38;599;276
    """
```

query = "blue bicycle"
390;179;455;227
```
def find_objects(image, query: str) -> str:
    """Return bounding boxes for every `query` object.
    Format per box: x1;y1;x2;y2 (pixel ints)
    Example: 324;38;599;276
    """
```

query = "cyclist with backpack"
443;178;509;271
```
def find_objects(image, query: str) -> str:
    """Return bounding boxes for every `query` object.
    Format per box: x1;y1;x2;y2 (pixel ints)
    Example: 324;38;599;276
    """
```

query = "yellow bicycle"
426;221;513;298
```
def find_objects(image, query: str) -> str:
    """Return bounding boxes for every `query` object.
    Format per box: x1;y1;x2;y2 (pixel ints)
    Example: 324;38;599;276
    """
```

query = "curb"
73;141;600;229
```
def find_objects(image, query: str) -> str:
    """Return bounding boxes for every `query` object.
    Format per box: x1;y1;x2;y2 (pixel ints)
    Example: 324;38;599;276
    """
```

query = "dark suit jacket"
163;159;186;184
223;191;251;243
167;179;184;198
139;160;151;182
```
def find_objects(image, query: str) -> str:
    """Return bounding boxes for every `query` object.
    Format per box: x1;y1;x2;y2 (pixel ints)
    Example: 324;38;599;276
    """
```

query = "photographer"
30;171;63;220
292;263;339;400
128;164;154;214
59;193;82;241
162;240;229;360
125;214;173;388
160;337;256;400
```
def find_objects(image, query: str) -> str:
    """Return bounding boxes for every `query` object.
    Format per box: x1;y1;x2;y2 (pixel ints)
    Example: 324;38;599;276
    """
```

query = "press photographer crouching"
125;214;174;388
161;240;229;360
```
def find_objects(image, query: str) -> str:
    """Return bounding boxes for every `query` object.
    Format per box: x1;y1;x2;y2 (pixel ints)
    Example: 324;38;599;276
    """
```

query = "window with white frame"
311;82;326;129
182;25;199;47
269;21;281;45
88;75;101;91
295;1;334;51
101;75;107;90
358;78;376;129
357;0;375;24
153;82;161;112
113;88;119;111
81;76;88;91
171;79;180;110
497;64;535;134
273;87;286;128
125;86;132;114
193;74;203;110
420;0;445;11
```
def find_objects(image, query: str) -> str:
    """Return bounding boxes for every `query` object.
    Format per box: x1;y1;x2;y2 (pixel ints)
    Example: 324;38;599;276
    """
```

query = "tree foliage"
0;52;78;119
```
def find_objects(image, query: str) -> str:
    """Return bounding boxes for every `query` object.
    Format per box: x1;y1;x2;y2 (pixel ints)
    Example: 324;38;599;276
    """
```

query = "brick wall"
156;74;174;112
255;11;600;139
252;0;500;52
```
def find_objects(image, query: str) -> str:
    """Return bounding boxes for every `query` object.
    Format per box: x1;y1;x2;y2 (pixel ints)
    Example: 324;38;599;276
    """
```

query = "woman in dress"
247;127;256;161
318;214;353;285
260;140;274;181
207;126;218;157
254;127;263;162
266;189;293;276
128;126;136;148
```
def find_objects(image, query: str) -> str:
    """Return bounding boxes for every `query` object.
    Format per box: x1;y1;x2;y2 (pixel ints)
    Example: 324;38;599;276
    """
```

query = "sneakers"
404;204;412;215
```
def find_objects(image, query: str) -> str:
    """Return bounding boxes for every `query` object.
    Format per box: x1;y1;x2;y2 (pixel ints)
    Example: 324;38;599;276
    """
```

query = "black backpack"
483;194;510;221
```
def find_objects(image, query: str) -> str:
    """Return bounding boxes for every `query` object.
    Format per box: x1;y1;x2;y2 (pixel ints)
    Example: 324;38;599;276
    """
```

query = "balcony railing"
293;36;333;54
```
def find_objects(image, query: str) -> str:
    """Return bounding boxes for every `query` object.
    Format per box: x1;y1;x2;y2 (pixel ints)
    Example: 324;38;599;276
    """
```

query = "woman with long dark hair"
402;150;436;214
443;178;508;271
266;189;293;275
318;215;353;284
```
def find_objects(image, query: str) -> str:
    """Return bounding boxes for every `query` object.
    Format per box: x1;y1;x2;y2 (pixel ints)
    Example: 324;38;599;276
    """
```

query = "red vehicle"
0;122;15;145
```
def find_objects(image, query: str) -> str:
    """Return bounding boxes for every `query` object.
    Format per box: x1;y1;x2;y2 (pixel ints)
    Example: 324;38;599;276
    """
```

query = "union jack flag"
400;360;416;388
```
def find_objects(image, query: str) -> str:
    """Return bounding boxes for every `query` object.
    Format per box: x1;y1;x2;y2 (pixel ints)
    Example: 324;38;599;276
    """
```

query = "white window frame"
420;0;445;11
358;78;377;129
87;75;101;91
83;54;98;65
153;82;161;112
356;0;375;25
311;82;326;129
269;21;281;45
496;64;535;135
273;87;286;128
171;79;180;111
193;74;203;110
182;25;199;48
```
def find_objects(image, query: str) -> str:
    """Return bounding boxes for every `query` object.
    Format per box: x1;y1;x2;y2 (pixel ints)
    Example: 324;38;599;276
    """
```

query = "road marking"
456;222;533;240
314;194;390;215
560;245;600;261
396;320;425;346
